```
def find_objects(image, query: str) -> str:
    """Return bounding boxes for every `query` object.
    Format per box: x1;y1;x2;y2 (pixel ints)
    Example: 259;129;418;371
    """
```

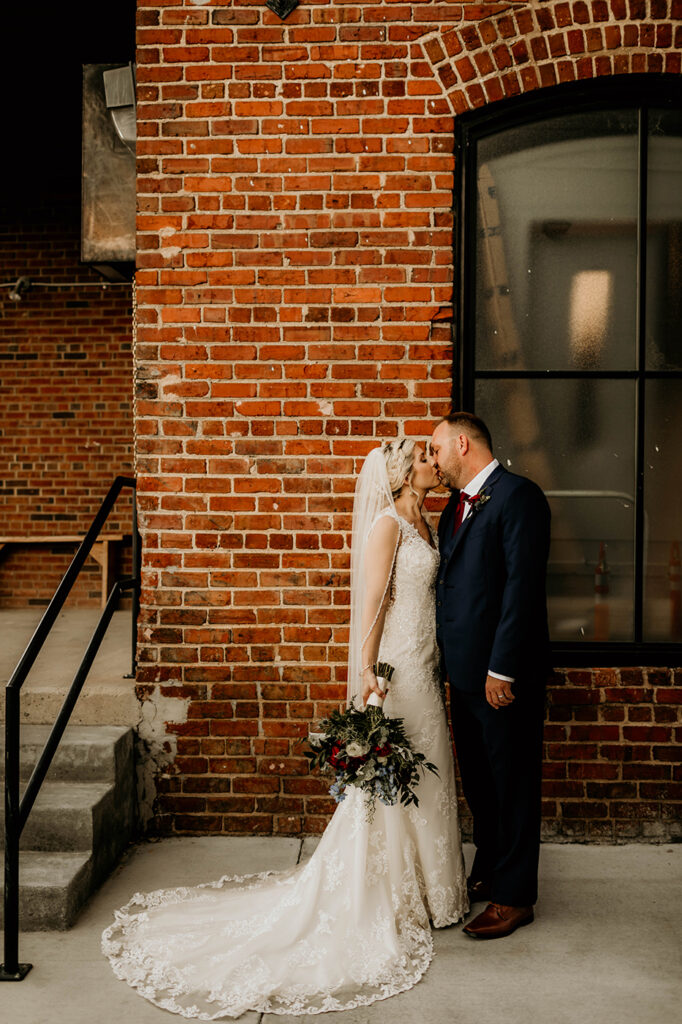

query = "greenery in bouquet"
305;663;439;822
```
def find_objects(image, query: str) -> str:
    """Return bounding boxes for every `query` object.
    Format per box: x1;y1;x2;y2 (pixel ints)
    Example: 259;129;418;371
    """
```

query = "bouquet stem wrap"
366;661;393;707
306;662;438;821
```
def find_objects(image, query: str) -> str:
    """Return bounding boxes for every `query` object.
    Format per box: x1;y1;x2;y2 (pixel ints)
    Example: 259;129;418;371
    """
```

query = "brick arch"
420;0;682;113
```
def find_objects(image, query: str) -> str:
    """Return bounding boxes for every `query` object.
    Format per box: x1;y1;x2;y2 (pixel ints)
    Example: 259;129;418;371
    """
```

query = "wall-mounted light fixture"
1;277;130;301
8;277;31;302
266;0;300;19
102;63;136;155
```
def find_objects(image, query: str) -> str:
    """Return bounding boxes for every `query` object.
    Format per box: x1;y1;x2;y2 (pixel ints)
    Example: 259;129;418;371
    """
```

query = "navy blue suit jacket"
435;464;551;693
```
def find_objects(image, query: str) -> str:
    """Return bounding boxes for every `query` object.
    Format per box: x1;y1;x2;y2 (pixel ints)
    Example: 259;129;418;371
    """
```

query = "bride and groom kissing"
103;411;552;1019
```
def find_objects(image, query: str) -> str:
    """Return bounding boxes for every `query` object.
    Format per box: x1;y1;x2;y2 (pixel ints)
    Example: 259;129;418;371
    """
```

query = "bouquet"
306;662;439;821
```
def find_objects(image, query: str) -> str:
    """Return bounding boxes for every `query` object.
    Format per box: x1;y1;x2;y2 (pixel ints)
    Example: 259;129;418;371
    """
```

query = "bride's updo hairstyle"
382;438;417;497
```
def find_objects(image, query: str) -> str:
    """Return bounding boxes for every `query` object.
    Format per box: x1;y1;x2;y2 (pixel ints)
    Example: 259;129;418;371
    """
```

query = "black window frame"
453;74;682;667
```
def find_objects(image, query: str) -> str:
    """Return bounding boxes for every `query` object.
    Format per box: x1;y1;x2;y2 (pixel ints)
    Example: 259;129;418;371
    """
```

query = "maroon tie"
452;492;469;535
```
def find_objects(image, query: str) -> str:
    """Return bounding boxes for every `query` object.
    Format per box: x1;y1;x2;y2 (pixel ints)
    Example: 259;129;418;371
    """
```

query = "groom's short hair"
439;411;493;453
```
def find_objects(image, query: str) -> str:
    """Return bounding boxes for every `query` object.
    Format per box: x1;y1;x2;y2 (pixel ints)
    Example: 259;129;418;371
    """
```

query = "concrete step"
0;851;93;931
0;609;139;726
0;780;118;853
0;682;140;726
0;724;133;783
0;725;136;930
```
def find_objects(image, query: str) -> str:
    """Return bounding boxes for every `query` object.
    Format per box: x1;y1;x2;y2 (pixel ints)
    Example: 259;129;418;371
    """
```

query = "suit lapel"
442;464;507;571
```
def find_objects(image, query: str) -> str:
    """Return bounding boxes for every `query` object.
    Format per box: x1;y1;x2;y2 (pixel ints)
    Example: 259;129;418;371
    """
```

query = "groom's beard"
437;468;458;491
437;452;465;492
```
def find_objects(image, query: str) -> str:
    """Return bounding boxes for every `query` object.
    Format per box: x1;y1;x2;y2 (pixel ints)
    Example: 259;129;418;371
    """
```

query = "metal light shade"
8;277;30;302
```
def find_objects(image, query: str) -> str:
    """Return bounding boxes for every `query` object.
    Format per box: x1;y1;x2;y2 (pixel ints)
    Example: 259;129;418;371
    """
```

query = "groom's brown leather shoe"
462;902;534;939
466;877;492;903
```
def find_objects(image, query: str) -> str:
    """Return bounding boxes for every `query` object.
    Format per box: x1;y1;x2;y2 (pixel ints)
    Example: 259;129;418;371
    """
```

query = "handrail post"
126;486;140;680
1;686;32;980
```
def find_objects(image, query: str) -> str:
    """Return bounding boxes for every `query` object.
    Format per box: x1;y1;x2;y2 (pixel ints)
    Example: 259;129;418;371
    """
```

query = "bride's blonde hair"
382;438;417;497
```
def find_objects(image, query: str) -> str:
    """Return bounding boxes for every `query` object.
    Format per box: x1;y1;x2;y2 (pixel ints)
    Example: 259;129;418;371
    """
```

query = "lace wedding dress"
102;509;469;1019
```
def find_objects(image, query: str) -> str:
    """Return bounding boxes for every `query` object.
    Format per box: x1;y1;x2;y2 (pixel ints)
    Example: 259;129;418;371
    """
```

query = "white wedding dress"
102;509;469;1019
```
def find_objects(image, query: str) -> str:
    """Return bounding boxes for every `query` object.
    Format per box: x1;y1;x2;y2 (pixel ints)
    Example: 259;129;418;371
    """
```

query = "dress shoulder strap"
370;505;399;528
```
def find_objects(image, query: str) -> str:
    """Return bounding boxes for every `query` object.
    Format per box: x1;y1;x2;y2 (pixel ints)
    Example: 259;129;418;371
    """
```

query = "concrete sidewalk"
3;838;680;1024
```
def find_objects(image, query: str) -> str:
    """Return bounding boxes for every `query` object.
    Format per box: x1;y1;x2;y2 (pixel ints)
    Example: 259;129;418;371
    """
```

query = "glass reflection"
646;109;682;370
475;378;636;642
644;381;682;640
476;110;638;372
569;270;612;369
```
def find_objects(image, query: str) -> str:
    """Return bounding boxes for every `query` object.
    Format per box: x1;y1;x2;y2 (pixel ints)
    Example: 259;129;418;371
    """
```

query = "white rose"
346;741;370;758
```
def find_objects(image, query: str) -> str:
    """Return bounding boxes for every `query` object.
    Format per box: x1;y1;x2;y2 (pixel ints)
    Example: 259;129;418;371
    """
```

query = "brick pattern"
134;0;682;840
543;668;682;841
420;0;682;109
0;195;134;607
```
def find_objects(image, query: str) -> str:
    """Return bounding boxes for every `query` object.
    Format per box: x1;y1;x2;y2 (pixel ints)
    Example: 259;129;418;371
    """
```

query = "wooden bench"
0;534;130;609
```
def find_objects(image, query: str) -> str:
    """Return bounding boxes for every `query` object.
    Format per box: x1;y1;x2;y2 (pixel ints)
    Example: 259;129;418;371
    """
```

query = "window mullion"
461;130;476;410
633;105;648;646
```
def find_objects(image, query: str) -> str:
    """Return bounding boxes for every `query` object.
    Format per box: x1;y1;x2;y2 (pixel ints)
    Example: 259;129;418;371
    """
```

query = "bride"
102;438;469;1018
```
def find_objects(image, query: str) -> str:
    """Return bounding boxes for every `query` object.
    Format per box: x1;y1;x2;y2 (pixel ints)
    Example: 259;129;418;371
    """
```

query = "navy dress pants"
450;680;546;906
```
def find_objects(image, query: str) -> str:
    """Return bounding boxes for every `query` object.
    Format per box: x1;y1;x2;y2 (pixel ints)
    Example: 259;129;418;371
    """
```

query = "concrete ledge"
0;609;138;726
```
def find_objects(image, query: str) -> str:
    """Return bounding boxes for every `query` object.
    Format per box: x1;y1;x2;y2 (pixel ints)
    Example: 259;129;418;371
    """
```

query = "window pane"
475;378;636;642
644;380;682;640
475;110;639;372
646;108;682;370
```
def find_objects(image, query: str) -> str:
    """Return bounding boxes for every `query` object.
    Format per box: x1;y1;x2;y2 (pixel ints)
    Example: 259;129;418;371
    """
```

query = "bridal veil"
347;445;401;706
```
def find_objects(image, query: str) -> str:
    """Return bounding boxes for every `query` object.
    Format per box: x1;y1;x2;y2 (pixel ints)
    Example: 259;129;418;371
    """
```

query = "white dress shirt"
460;458;514;685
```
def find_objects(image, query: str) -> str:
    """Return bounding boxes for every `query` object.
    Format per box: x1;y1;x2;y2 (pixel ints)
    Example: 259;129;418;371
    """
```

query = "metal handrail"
544;489;649;565
1;475;140;981
544;490;635;505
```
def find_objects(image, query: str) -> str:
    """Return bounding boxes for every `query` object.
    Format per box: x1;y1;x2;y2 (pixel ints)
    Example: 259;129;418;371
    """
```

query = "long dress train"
102;510;469;1018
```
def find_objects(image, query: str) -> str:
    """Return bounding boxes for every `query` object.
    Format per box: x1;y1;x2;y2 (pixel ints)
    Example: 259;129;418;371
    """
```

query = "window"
455;77;682;665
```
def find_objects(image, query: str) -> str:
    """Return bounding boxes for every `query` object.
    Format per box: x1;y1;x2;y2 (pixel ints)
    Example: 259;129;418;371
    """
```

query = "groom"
430;412;551;939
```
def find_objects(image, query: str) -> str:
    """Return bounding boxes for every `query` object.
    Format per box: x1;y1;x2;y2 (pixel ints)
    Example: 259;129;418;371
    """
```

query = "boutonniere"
467;488;492;517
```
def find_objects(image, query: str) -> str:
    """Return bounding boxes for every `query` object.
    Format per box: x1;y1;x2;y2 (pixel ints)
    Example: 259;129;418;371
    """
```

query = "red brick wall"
0;194;134;607
135;0;682;842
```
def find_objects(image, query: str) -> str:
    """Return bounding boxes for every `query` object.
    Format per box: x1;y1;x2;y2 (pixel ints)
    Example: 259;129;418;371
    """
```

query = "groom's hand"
485;674;515;709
